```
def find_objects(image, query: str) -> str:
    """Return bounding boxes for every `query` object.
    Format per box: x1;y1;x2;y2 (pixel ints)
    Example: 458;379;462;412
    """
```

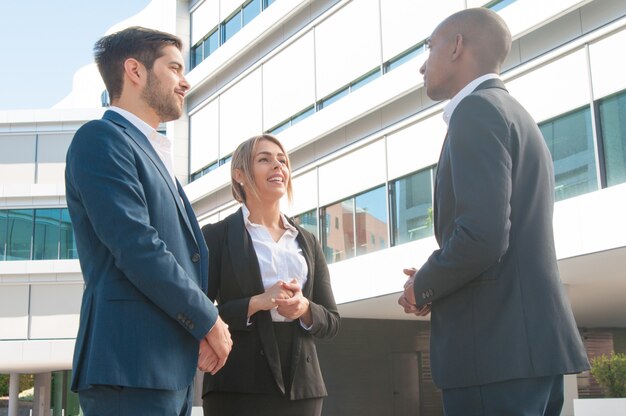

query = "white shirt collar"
241;204;298;234
442;73;500;126
108;106;176;183
108;106;157;141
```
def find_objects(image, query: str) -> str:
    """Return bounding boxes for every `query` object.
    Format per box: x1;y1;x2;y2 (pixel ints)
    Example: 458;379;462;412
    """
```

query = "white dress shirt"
242;204;309;323
109;106;176;184
442;73;500;126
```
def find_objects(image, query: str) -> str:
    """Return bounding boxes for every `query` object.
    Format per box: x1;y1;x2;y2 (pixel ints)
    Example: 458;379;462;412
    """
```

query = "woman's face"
249;139;290;202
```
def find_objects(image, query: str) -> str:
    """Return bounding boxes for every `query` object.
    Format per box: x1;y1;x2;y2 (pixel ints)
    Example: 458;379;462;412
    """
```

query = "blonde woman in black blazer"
201;134;340;416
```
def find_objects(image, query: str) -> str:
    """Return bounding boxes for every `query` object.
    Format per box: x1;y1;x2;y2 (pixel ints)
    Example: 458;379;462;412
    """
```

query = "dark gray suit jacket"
413;79;589;389
201;209;340;400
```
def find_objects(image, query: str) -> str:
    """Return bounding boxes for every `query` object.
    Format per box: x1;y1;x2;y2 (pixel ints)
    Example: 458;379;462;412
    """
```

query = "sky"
0;0;151;111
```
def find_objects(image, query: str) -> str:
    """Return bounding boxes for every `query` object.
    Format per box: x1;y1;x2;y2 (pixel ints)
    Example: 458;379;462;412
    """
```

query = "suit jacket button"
260;350;265;356
189;323;194;330
191;253;201;263
306;356;311;363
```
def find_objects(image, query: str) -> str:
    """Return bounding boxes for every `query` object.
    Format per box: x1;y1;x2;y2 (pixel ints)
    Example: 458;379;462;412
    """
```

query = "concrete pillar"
7;373;20;416
33;372;52;416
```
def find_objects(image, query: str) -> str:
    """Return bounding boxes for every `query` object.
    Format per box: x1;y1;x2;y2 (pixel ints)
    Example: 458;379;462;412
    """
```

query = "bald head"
440;8;512;73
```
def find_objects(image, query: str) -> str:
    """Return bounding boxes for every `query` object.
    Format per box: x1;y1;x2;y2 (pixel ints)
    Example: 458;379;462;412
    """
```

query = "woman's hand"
274;279;312;326
248;281;294;318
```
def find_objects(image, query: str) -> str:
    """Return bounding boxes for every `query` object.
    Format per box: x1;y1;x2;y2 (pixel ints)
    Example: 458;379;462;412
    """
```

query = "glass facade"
539;107;597;201
321;185;387;263
293;209;318;239
599;90;626;187
191;0;275;69
392;167;435;245
0;208;77;261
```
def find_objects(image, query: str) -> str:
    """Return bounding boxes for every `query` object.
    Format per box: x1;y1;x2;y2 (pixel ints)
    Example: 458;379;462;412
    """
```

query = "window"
539;107;597;201
293;209;318;239
321;186;387;263
354;186;387;256
322;200;354;263
204;29;219;58
243;0;261;26
6;209;33;260
391;167;434;245
223;10;242;43
60;209;78;260
351;69;380;92
488;0;518;12
599;90;626;187
318;87;349;110
385;43;427;73
33;209;61;260
0;210;6;260
1;208;78;261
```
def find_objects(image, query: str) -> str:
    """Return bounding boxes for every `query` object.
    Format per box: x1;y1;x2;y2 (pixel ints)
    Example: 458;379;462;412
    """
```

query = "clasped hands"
198;316;232;375
253;279;313;326
398;267;432;316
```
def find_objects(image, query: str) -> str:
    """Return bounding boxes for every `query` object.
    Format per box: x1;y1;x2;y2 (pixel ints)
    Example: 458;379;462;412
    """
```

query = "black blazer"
413;79;589;389
201;208;340;400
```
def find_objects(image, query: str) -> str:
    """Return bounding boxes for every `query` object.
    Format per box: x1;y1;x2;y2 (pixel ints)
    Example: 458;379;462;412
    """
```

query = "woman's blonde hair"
230;134;293;204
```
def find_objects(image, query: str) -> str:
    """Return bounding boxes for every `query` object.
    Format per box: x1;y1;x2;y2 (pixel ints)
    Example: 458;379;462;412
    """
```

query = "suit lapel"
292;221;315;298
103;111;197;243
225;209;290;394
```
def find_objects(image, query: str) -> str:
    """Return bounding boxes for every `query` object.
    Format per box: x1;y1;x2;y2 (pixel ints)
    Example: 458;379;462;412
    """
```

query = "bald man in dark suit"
398;8;589;416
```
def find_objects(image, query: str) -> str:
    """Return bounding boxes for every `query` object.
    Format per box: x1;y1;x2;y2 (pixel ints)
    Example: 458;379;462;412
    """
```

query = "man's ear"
451;33;464;61
123;58;146;87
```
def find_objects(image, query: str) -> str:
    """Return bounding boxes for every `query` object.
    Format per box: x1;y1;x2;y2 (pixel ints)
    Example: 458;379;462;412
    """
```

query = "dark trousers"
442;375;564;416
78;382;194;416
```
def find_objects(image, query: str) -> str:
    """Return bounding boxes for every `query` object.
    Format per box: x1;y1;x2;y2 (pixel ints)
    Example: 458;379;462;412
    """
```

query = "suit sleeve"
66;121;217;340
203;221;254;332
413;94;513;305
304;234;341;339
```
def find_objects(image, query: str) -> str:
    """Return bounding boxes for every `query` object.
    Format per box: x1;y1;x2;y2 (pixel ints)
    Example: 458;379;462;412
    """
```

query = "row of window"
189;0;518;181
191;0;276;69
294;167;435;264
0;209;77;261
293;88;626;264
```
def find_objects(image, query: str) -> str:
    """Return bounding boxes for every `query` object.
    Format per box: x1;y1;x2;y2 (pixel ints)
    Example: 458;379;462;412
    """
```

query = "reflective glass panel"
294;209;318;239
539;107;597;201
392;168;434;245
354;186;387;256
206;29;219;57
599;91;626;187
0;210;6;260
33;209;61;260
322;199;355;264
6;209;33;260
223;11;242;43
243;0;261;26
60;209;78;260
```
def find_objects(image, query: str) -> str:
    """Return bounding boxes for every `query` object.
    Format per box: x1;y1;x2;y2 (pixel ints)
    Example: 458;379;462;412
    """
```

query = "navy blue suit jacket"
413;79;589;389
65;110;218;391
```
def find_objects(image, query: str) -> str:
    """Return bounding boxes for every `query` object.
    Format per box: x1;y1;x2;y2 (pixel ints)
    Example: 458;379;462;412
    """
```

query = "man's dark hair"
94;26;183;101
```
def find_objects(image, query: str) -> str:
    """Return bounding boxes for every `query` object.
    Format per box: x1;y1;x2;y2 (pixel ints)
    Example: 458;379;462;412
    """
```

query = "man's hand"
202;316;232;375
398;267;432;316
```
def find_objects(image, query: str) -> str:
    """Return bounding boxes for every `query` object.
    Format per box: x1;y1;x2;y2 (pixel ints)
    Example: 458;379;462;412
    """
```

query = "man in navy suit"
398;8;589;415
65;26;232;415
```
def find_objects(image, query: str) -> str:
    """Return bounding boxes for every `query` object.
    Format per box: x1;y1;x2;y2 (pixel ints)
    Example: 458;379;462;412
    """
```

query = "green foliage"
0;374;8;396
591;353;626;398
0;374;34;397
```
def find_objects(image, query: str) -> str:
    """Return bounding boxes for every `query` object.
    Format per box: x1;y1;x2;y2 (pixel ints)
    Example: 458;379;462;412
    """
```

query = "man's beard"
142;72;182;123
